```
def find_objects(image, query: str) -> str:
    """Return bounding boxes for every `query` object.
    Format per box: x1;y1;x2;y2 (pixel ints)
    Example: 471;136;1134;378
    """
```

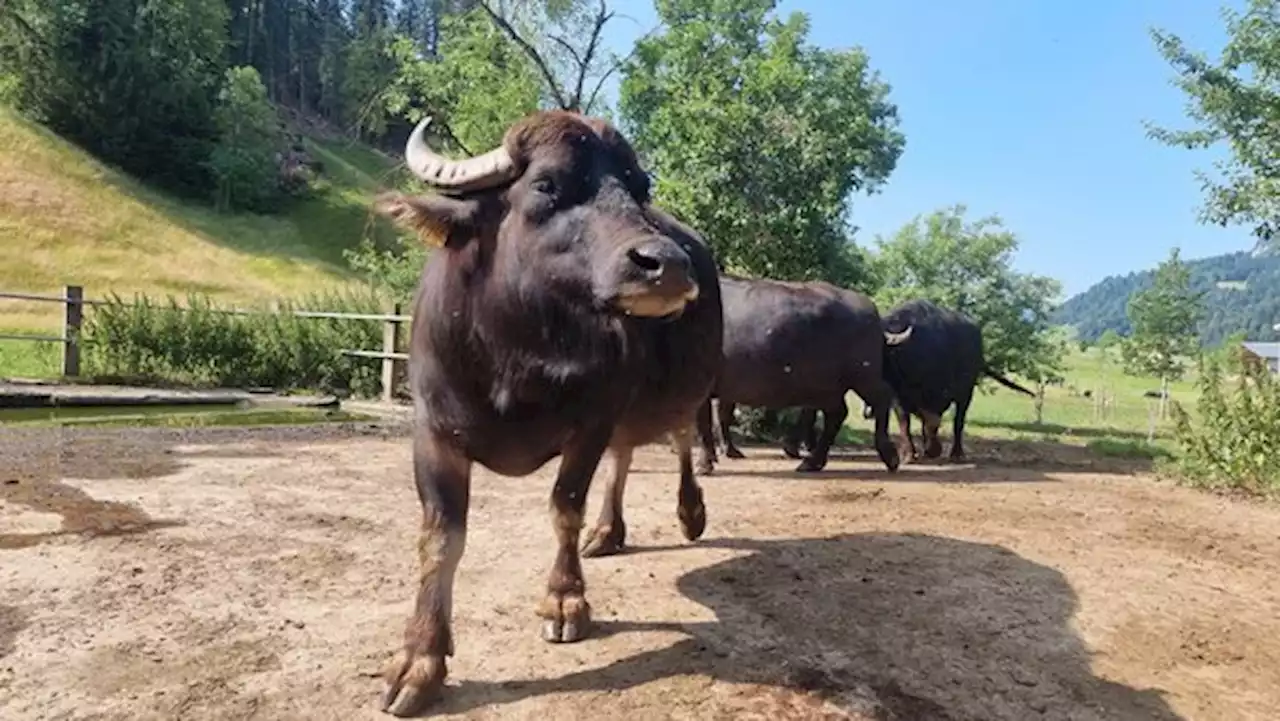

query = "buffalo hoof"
879;448;901;473
695;456;715;476
581;523;626;558
381;649;447;717
725;446;746;460
538;591;591;643
795;457;828;473
781;442;802;460
948;451;966;463
678;499;707;542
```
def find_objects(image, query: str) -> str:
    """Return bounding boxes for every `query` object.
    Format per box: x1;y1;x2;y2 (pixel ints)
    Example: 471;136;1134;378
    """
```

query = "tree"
378;8;542;153
1148;0;1280;247
209;66;287;212
870;205;1064;386
618;0;903;285
1121;247;1206;418
476;0;624;114
2;0;229;197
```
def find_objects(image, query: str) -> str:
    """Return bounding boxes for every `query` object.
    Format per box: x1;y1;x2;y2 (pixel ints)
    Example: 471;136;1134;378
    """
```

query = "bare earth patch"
2;424;1277;721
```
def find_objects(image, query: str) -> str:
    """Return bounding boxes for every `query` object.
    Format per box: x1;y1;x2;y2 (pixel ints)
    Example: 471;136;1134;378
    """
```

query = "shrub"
1168;350;1280;496
209;66;288;212
82;290;393;397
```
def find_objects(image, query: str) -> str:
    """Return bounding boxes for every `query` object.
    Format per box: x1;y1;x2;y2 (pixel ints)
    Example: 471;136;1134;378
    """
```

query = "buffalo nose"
626;242;693;287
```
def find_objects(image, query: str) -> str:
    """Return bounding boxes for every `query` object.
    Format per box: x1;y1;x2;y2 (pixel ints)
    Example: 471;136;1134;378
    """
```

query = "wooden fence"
0;285;412;403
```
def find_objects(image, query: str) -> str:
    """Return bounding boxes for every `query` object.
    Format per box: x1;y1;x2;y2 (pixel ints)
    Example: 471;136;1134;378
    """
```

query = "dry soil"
2;423;1278;721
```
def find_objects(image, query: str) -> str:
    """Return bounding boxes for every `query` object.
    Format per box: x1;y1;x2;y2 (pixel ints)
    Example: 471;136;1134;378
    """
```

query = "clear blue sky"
600;0;1253;299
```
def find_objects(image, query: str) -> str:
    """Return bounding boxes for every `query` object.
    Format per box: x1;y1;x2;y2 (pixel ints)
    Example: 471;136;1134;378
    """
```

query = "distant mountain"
1052;250;1280;346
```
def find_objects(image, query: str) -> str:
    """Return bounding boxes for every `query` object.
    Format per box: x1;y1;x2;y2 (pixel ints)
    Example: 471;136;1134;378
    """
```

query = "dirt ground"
2;423;1279;721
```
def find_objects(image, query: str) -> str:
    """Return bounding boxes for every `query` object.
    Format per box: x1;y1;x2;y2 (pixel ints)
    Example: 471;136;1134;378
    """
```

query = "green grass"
0;331;61;378
0;106;401;336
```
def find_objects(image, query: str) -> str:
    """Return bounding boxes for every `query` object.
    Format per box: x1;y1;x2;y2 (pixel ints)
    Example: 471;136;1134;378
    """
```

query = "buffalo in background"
880;299;1035;461
695;276;908;475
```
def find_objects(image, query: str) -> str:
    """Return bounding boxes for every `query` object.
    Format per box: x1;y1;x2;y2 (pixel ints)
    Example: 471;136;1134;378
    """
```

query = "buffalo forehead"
508;111;643;180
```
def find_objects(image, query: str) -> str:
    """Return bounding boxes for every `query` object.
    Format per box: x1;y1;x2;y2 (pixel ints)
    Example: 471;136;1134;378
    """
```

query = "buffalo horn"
404;116;518;193
884;326;913;346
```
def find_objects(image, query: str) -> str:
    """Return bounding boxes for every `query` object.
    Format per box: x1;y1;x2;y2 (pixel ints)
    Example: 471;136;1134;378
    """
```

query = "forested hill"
1053;250;1280;345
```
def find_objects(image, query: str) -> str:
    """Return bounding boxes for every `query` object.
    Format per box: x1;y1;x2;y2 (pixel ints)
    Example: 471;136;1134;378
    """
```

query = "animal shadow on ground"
429;533;1182;721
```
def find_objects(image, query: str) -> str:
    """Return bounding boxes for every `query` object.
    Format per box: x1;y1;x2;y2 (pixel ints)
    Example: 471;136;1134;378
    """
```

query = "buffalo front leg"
581;445;633;558
853;379;901;472
539;431;609;643
673;425;707;542
895;403;918;463
718;399;745;459
695;397;718;475
921;410;944;459
796;398;847;472
381;432;470;717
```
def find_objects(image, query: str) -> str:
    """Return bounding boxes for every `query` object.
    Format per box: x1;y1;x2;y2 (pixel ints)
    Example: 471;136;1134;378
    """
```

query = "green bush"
1168;350;1280;496
209;66;288;212
82;290;393;397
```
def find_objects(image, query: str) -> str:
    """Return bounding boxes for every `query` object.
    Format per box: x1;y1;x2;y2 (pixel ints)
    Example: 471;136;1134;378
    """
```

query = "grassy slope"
0;106;398;332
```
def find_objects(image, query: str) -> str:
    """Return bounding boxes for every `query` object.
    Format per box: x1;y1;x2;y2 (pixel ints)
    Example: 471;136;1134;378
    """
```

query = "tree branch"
477;0;570;110
583;22;663;114
568;0;613;111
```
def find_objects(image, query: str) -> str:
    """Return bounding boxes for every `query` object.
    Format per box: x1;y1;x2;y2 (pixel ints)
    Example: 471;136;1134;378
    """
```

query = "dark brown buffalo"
694;276;907;475
880;299;1034;461
372;110;723;716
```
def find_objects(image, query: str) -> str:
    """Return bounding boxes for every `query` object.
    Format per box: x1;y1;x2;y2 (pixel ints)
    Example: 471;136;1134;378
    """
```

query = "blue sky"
599;0;1253;299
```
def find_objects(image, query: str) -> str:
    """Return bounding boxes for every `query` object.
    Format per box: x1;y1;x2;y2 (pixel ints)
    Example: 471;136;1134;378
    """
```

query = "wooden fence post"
381;302;401;403
62;285;83;377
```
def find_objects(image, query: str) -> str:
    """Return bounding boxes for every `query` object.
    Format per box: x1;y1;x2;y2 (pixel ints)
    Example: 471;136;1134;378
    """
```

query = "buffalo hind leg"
581;445;633;558
538;430;609;643
782;407;818;459
695;397;717;475
718;400;745;459
673;425;707;542
950;390;974;461
381;432;471;717
796;398;847;472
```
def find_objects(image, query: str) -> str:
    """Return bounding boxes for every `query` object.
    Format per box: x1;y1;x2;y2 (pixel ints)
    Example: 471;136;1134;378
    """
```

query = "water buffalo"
694;276;906;475
372;110;723;716
880;299;1034;461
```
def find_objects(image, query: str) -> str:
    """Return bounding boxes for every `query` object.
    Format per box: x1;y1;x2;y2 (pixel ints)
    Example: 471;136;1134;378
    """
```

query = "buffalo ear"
373;192;481;249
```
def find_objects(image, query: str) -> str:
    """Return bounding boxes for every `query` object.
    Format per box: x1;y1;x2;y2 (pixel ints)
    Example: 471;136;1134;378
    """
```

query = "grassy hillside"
1053;249;1280;345
0;106;400;333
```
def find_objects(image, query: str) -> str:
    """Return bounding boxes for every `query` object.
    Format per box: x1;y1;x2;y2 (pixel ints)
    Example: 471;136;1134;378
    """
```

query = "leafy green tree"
209;66;288;212
2;0;229;196
870;205;1064;385
380;8;542;153
1121;247;1206;416
343;8;542;298
618;0;903;285
1148;0;1280;247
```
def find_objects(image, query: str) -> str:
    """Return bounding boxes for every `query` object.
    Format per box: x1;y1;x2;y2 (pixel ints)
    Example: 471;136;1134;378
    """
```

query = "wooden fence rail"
0;285;411;402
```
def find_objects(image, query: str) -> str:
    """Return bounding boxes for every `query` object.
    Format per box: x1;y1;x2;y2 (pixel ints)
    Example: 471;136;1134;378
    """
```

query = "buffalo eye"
531;177;557;196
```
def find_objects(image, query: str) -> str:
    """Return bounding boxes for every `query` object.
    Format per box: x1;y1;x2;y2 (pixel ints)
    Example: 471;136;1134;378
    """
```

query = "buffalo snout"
626;241;693;288
608;237;699;318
